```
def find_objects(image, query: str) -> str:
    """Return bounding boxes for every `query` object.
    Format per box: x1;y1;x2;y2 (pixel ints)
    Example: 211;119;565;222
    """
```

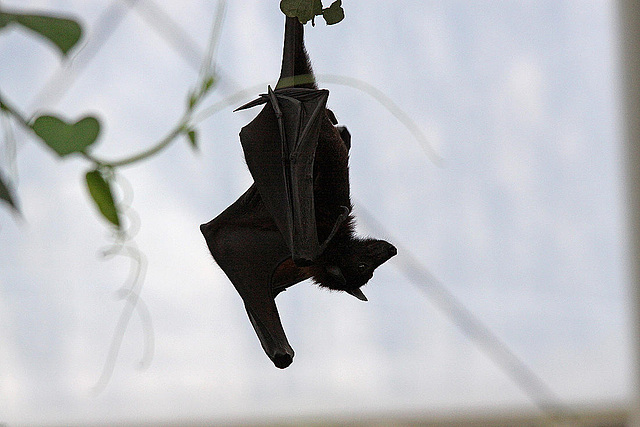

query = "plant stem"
84;120;187;168
0;89;190;169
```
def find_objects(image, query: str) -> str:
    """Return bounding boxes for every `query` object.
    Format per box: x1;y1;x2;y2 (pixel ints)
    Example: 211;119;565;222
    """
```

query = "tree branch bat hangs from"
200;16;397;369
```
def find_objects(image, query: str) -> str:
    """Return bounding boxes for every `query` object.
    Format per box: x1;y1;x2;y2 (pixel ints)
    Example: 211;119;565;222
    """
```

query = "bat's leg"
202;205;295;369
245;302;294;369
225;227;294;369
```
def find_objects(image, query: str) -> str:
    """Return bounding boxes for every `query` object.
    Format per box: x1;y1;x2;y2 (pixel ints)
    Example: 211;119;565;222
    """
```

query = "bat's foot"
272;352;294;369
246;309;295;369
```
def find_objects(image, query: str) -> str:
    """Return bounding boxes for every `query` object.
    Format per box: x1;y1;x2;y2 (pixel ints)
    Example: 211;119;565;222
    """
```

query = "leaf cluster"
0;8;121;226
280;0;344;25
0;9;85;213
29;114;121;226
0;7;215;229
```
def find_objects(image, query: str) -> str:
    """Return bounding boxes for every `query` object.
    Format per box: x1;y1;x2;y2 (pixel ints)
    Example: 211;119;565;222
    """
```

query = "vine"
0;3;224;390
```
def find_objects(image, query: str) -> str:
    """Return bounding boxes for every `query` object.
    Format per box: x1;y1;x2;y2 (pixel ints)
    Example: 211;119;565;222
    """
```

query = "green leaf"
280;0;323;24
85;170;120;228
202;76;215;93
0;11;82;55
187;129;198;150
311;0;323;25
322;0;344;25
0;171;19;213
31;115;100;157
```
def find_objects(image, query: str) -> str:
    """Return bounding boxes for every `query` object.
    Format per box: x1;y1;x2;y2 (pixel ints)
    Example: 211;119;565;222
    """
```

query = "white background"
0;1;625;425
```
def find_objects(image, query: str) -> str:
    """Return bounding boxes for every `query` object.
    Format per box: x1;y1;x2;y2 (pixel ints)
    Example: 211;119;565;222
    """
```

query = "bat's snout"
373;240;397;266
387;243;398;258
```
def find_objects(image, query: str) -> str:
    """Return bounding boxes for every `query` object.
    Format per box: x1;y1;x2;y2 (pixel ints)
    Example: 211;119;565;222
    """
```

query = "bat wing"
236;87;347;266
200;185;302;368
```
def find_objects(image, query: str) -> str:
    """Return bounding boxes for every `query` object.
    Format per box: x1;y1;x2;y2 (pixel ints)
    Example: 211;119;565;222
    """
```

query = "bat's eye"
357;263;368;272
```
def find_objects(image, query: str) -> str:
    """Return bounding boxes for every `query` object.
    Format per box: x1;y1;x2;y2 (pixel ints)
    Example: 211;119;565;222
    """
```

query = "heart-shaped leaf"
322;0;344;25
85;169;120;228
0;170;19;213
0;11;82;55
31;115;100;157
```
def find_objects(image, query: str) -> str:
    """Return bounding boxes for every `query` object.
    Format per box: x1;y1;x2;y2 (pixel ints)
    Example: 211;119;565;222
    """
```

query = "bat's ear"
337;125;351;151
325;265;346;287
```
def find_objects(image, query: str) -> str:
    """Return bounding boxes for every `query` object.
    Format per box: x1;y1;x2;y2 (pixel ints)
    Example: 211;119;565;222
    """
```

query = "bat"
200;16;397;369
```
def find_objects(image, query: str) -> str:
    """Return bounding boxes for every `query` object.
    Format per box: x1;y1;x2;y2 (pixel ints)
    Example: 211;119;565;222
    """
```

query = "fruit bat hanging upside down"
200;16;397;369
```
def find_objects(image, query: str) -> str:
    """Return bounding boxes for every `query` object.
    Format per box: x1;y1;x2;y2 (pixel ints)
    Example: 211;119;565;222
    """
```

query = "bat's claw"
272;352;294;369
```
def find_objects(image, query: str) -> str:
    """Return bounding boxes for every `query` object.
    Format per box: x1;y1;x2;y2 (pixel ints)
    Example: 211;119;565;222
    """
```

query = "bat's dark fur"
200;16;395;368
277;18;396;294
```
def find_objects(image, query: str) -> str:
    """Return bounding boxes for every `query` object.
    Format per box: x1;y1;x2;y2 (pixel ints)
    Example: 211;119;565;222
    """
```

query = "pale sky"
0;1;626;425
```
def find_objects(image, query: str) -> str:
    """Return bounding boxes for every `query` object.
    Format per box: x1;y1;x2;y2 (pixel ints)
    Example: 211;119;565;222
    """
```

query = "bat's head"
314;238;397;300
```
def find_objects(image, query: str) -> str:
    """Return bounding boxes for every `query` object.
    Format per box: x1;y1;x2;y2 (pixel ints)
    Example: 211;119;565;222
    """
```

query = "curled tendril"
1;108;18;181
91;173;154;395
